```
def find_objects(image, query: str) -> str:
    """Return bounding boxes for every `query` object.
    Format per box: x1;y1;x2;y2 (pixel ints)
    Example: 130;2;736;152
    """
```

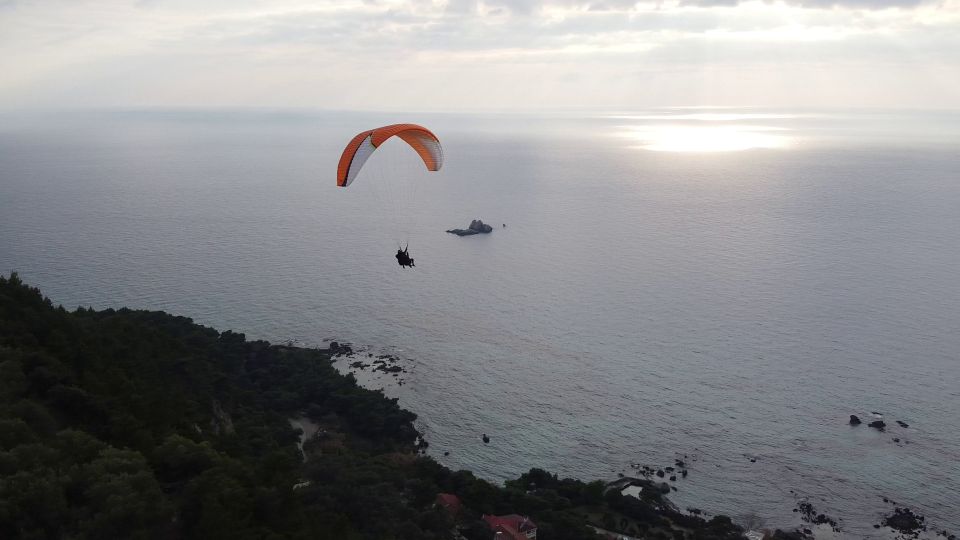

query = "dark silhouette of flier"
395;245;415;268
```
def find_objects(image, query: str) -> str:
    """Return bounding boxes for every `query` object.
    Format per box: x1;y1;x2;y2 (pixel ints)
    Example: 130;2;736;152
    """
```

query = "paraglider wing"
336;124;443;187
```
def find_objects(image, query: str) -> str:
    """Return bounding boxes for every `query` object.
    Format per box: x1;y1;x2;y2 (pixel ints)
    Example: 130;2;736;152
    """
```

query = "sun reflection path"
625;124;794;152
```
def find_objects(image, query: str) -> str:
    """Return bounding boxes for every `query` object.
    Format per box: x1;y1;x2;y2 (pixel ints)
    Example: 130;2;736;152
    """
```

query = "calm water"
1;109;958;535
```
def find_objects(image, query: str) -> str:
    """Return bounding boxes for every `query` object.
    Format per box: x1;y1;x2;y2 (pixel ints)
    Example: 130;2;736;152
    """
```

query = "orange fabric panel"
369;124;439;148
371;124;441;170
397;131;440;171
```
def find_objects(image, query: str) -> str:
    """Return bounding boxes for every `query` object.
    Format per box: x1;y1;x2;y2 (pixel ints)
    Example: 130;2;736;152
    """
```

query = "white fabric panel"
345;135;376;186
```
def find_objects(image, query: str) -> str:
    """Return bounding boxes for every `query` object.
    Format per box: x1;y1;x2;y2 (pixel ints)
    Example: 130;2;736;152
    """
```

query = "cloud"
680;0;932;8
0;0;957;109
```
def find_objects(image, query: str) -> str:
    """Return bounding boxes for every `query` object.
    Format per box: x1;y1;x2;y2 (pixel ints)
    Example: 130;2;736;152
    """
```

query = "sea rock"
869;420;887;431
797;501;840;530
849;415;862;425
328;341;353;356
482;434;490;444
768;530;807;540
373;364;403;374
447;219;494;236
883;507;925;533
896;420;910;428
470;219;493;233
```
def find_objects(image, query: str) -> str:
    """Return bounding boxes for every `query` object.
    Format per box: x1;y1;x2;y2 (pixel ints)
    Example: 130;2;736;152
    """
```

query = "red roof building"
483;514;537;540
435;493;462;517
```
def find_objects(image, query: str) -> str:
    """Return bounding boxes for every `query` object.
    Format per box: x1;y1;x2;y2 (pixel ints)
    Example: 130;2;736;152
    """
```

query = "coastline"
0;273;949;540
325;338;954;540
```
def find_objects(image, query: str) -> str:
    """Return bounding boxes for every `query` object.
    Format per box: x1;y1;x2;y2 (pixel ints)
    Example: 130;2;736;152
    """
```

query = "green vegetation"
0;273;745;539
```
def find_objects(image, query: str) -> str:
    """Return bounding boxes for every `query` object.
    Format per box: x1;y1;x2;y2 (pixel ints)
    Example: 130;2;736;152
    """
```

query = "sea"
1;108;958;536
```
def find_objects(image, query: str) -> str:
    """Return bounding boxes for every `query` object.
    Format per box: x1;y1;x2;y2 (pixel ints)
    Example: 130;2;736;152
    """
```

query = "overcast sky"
1;0;958;110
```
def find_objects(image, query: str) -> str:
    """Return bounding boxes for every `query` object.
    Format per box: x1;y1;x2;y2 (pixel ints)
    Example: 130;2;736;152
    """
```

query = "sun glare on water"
626;124;793;152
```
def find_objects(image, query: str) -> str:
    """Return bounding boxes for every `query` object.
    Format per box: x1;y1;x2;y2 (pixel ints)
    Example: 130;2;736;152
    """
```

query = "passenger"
395;246;414;268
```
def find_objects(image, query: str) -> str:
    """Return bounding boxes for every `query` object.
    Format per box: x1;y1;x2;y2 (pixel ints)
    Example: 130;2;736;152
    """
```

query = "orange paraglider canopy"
336;124;443;187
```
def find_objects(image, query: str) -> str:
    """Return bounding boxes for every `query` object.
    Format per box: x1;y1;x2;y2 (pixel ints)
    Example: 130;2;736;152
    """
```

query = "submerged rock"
883;507;926;534
328;341;353;356
767;530;808;540
849;415;862;425
869;420;887;431
797;501;840;532
897;420;910;428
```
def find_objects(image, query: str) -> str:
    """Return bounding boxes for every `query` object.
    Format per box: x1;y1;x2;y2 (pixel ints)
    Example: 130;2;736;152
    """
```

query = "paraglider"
336;124;442;267
396;245;414;268
337;124;442;188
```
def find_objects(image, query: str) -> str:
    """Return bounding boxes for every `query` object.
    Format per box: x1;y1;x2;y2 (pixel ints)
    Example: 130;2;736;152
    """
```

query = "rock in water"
849;415;862;425
868;420;886;431
883;507;925;533
469;219;493;233
482;434;490;444
447;218;494;236
896;420;909;428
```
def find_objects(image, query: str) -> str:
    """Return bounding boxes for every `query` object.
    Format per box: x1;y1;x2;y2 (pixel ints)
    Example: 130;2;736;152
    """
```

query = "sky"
1;0;959;110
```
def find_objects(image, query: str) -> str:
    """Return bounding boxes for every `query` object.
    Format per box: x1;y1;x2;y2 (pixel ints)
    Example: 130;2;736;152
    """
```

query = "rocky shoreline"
322;338;954;540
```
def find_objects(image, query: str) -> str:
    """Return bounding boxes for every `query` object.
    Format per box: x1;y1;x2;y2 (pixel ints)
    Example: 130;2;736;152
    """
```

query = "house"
483;514;537;540
435;493;462;518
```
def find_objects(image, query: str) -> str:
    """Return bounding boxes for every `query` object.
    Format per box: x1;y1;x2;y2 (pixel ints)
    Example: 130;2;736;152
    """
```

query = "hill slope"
0;273;746;540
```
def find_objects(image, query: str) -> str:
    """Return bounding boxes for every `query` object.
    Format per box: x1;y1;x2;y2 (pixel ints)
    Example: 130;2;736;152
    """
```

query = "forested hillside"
0;273;746;540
